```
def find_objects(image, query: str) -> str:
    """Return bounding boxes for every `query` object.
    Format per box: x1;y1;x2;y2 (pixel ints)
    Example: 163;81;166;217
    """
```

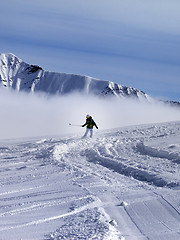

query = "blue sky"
0;0;180;101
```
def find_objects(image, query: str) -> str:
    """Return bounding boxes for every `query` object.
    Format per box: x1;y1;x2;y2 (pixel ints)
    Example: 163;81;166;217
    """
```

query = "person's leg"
83;128;89;138
90;129;93;138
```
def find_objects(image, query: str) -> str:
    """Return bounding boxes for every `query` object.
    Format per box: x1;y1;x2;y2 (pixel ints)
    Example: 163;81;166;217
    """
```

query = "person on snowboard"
82;115;98;138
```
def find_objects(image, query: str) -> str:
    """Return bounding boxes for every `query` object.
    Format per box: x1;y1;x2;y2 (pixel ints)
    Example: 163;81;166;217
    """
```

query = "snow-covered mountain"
0;53;149;100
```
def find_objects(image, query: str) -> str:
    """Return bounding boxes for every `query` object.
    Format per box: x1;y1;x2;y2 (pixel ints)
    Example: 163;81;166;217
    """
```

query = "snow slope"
0;53;149;100
0;121;180;240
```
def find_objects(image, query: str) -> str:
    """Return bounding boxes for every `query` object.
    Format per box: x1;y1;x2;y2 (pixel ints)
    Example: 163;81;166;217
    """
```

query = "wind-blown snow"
0;121;180;239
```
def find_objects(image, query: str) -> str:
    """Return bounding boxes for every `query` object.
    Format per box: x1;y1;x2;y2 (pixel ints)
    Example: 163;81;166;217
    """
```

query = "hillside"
0;53;150;100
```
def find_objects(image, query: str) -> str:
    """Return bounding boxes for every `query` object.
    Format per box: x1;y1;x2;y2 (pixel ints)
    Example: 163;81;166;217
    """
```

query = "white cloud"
37;0;180;35
2;0;180;35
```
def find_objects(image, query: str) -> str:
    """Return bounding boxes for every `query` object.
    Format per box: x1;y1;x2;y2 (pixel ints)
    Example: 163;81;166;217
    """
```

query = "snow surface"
0;121;180;240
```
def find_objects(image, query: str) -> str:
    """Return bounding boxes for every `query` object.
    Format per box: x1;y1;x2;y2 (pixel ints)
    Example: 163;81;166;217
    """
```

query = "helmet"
86;114;90;118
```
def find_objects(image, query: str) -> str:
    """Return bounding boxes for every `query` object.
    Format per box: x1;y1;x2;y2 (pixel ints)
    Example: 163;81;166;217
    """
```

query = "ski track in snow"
0;121;180;239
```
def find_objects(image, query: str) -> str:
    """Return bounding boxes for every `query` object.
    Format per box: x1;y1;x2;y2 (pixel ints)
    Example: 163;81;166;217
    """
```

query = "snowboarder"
82;115;98;138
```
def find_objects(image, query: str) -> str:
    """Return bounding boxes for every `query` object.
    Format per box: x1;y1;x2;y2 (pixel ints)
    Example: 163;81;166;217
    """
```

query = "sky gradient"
1;0;180;101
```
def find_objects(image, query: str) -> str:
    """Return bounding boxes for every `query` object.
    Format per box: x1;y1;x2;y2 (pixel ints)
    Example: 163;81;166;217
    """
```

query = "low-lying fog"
0;89;180;139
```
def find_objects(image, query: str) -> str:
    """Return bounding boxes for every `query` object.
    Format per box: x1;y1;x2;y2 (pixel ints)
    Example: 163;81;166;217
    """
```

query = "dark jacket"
82;116;98;129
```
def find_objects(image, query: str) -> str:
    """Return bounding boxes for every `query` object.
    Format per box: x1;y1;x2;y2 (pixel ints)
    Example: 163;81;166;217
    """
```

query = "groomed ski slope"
0;121;180;240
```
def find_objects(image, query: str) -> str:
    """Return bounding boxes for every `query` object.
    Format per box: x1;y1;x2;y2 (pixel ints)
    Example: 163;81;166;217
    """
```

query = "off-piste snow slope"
0;121;180;240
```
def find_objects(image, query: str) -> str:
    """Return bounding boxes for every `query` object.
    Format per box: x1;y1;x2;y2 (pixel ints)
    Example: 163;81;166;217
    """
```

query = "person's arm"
82;121;87;127
93;120;98;129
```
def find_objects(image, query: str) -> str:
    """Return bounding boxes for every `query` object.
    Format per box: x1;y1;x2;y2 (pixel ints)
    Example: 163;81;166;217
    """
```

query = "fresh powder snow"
0;121;180;239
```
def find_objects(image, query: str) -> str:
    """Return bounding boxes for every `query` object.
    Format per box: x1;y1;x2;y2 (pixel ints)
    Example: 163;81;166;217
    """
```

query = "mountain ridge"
0;53;151;101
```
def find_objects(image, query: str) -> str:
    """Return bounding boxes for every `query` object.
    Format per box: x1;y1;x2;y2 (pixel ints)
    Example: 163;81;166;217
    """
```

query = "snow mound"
136;141;180;164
